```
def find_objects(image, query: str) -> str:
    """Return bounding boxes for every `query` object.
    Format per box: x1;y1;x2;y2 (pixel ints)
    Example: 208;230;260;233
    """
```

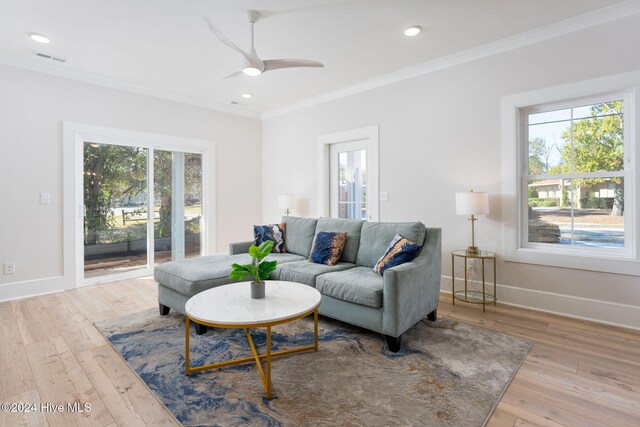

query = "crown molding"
261;0;640;120
2;1;638;122
0;52;262;120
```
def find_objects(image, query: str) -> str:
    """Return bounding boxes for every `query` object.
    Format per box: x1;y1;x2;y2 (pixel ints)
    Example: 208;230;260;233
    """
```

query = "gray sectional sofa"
154;216;442;352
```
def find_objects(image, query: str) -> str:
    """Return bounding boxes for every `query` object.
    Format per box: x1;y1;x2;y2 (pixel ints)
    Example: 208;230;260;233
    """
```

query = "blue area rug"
96;310;531;426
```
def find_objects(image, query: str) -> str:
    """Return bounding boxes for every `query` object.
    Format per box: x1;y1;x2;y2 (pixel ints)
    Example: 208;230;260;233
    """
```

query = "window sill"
504;247;640;276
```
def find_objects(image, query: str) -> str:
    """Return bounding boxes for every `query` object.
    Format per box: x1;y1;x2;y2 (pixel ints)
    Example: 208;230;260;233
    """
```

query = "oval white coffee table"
184;281;321;399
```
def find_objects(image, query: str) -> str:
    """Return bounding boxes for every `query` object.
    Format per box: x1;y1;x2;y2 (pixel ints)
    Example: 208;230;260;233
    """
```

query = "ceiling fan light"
29;32;50;43
404;26;422;37
242;66;262;76
241;93;253;99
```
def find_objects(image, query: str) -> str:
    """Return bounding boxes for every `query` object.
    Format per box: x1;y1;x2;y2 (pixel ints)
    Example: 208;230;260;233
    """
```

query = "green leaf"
249;244;263;260
229;271;248;281
258;260;278;280
258;240;274;259
230;263;249;272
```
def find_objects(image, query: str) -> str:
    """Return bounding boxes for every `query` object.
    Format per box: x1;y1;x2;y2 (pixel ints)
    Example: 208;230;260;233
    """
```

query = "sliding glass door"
83;142;202;279
153;150;202;265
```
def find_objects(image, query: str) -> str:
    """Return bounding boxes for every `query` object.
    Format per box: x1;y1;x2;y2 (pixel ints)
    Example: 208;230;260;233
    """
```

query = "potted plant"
229;240;278;299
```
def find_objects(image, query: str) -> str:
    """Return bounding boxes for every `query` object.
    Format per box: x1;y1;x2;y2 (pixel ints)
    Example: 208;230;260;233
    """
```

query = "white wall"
0;64;262;296
262;15;640;328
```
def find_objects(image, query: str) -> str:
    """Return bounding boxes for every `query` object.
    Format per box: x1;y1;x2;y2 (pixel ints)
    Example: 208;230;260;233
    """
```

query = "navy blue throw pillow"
253;223;286;253
373;234;421;275
308;231;347;266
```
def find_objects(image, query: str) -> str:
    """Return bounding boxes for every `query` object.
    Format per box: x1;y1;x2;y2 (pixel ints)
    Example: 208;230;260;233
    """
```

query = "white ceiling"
0;0;627;116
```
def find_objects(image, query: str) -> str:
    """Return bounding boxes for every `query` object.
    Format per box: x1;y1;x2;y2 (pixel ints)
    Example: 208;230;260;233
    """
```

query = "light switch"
40;193;51;204
380;192;389;202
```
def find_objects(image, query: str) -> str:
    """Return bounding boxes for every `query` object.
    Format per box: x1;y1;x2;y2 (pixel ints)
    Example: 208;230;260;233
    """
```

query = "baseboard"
440;276;640;331
0;276;66;302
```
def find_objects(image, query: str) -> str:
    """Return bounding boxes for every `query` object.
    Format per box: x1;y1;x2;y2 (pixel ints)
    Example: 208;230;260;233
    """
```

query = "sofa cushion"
373;234;422;275
309;231;347;266
254;223;286;253
154;252;305;297
316;267;383;309
271;260;355;287
265;252;307;264
283;216;318;257
315;217;365;263
356;222;426;268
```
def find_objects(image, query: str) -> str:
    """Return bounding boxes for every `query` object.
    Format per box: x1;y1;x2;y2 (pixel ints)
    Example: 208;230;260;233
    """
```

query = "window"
522;96;629;253
502;74;640;275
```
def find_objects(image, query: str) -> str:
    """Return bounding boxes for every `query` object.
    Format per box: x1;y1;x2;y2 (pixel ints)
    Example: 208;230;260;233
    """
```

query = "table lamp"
278;195;296;216
455;190;489;255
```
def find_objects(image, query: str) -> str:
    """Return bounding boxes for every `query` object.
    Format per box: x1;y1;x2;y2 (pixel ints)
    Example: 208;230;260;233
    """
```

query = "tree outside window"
525;98;625;249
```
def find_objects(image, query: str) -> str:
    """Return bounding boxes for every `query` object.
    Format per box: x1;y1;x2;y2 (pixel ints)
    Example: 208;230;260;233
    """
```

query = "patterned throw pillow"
373;234;421;275
308;231;348;266
253;223;286;253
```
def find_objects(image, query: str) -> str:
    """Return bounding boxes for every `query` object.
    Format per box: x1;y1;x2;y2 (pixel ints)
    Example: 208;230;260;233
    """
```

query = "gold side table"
451;250;497;312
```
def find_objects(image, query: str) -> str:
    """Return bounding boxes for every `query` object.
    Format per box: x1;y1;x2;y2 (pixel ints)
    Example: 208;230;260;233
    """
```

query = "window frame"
501;73;640;276
519;92;632;258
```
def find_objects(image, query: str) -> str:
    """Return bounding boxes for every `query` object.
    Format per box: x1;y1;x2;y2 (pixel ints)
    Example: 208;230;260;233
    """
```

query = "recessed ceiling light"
404;26;422;37
29;33;50;44
241;93;253;99
242;66;262;77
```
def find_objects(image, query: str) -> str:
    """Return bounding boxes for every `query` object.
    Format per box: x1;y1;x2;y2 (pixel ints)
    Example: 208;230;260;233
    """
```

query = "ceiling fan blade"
263;59;324;72
203;16;256;65
222;70;245;79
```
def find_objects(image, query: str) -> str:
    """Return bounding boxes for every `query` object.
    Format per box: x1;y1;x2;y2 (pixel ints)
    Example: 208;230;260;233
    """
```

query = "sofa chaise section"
156;216;319;334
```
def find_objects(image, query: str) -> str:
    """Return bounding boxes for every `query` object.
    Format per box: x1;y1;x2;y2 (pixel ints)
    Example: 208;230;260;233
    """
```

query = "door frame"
62;122;215;289
317;125;379;221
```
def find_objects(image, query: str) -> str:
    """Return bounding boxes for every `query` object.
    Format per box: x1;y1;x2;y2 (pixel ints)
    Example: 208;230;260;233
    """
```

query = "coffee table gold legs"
185;316;191;375
266;326;272;398
184;309;319;399
246;328;270;398
314;310;318;351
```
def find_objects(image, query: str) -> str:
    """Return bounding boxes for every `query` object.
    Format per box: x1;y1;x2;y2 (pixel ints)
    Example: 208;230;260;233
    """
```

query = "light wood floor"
1;277;639;427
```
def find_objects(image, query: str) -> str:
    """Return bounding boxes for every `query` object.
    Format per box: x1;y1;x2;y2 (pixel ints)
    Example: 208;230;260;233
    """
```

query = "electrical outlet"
3;262;16;274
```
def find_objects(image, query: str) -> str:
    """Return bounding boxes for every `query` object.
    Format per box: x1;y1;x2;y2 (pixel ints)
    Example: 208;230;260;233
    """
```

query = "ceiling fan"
204;10;324;78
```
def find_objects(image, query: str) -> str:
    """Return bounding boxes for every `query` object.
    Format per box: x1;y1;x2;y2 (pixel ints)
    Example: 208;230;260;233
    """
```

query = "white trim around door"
62;122;216;289
317;125;379;221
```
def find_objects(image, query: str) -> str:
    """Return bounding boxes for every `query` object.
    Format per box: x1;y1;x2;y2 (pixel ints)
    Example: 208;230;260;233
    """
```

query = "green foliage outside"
528;187;538;199
528;101;624;215
558;101;624;182
562;186;571;208
84;144;202;245
528;137;556;175
580;197;614;209
528;198;559;208
560;101;624;215
229;241;278;283
84;144;147;245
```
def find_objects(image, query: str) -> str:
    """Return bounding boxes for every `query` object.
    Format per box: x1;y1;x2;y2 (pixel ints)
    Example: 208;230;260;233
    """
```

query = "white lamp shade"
455;191;489;215
278;195;296;210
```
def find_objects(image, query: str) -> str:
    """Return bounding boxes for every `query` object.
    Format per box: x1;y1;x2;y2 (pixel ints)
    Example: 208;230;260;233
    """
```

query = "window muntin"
522;97;627;252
